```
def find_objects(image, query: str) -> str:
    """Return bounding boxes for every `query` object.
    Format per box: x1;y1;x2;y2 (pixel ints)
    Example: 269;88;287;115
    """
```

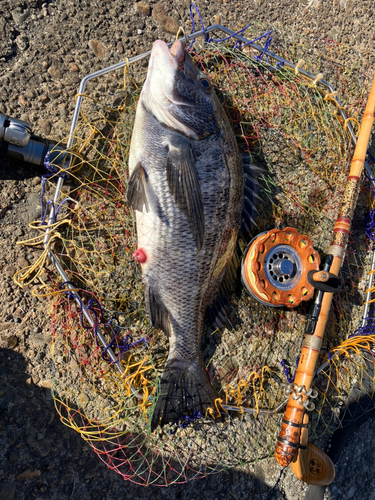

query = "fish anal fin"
166;141;205;252
209;292;233;330
126;161;150;212
144;283;172;337
151;360;220;431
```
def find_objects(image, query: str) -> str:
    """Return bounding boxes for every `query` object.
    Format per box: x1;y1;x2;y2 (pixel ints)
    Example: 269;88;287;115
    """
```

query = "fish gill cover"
13;13;375;486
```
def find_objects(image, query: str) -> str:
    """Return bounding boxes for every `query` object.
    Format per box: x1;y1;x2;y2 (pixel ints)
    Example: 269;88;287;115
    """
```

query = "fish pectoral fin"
145;283;172;337
166;142;205;253
126;161;150;212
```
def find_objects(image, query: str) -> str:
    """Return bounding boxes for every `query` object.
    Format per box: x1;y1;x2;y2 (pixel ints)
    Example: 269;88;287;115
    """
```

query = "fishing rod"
274;71;375;485
0;112;64;166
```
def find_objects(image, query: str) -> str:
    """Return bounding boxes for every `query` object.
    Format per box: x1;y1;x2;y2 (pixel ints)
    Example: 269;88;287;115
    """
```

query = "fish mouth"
151;39;185;71
149;40;198;108
169;40;185;69
143;39;199;140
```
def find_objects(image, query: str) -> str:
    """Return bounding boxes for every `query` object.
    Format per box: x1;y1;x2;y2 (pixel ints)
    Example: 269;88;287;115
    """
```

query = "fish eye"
199;78;210;89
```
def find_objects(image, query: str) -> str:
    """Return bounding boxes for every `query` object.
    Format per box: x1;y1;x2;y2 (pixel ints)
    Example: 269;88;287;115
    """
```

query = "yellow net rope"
14;22;375;485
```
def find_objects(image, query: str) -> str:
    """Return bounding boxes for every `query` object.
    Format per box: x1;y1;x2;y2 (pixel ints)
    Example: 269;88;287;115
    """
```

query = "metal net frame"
13;22;375;486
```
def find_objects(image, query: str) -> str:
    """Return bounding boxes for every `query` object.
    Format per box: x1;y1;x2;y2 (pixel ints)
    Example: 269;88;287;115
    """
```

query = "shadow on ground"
0;348;289;500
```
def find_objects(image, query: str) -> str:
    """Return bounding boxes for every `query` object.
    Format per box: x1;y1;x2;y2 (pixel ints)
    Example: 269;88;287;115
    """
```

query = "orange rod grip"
275;259;341;466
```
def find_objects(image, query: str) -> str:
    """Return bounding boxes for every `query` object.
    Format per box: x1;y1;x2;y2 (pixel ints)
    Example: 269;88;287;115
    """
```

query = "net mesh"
14;22;375;486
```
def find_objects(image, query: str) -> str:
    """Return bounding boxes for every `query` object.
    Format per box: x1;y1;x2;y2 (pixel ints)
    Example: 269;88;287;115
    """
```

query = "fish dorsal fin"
126;161;150;212
240;159;264;239
166;140;205;253
208;158;263;330
144;282;172;338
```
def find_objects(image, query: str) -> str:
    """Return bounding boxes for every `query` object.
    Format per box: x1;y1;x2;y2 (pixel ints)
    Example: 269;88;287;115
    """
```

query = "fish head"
141;40;219;140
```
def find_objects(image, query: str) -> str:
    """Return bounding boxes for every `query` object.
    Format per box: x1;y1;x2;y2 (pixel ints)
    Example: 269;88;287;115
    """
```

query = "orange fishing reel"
241;227;320;308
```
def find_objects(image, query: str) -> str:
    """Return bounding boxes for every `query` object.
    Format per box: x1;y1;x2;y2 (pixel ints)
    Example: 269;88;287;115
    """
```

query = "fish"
127;39;247;431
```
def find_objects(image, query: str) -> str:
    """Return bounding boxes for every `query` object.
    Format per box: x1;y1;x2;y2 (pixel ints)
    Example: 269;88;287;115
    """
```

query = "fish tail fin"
151;360;219;431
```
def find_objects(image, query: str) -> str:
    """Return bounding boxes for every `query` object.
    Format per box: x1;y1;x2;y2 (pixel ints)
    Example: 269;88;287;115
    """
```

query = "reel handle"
310;271;329;283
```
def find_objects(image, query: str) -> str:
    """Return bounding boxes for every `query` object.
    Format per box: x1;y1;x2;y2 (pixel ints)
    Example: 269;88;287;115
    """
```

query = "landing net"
14;22;375;485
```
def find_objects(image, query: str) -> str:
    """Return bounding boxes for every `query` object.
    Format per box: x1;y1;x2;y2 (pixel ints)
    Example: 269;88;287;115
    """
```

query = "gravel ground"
1;1;375;500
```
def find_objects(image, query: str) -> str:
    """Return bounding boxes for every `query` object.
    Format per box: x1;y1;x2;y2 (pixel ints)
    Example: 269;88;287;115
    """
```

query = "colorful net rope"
14;21;375;486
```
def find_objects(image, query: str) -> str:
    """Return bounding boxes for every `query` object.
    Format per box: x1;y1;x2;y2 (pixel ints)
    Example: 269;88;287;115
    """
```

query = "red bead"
133;248;147;264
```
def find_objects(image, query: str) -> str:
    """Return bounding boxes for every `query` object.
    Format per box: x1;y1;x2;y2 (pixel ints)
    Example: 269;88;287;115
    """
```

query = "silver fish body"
127;40;243;430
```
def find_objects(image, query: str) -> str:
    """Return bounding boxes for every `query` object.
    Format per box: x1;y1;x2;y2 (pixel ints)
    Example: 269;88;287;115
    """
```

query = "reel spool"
241;227;320;308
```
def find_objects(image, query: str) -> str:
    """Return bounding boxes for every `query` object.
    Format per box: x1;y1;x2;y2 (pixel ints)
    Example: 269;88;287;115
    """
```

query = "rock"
69;62;79;72
136;1;151;16
58;103;68;118
39;94;49;104
78;392;90;408
0;323;11;331
88;39;106;59
7;335;18;348
47;66;62;79
152;3;167;23
18;95;29;107
24;88;37;99
48;89;61;99
0;483;15;500
44;388;52;402
38;379;52;389
69;358;80;372
17;258;30;268
117;42;124;54
152;4;179;34
162;16;179;34
4;265;17;277
38;118;51;135
9;448;19;464
12;8;30;25
15;35;29;52
29;334;49;346
17;469;41;481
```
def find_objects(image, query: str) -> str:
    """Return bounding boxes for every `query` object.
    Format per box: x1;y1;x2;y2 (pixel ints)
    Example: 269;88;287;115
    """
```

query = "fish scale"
127;39;245;430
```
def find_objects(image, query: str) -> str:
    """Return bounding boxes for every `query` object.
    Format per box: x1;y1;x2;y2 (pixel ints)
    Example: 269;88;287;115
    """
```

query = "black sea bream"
127;40;243;430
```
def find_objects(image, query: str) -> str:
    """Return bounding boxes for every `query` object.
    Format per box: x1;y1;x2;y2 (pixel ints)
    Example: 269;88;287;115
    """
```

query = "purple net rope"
169;410;202;434
188;2;279;68
279;356;300;383
58;281;147;363
40;151;71;225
